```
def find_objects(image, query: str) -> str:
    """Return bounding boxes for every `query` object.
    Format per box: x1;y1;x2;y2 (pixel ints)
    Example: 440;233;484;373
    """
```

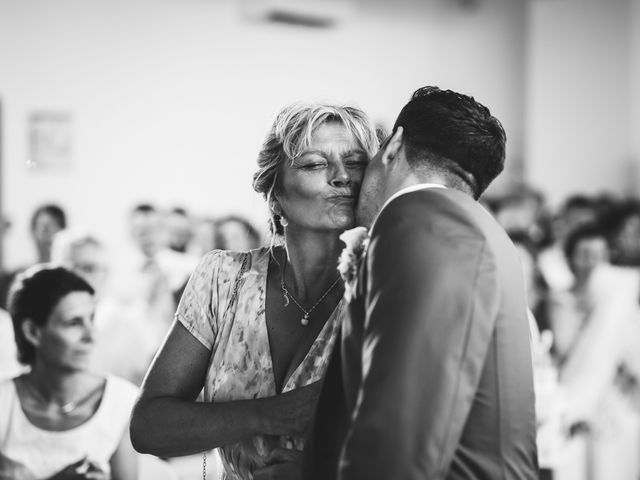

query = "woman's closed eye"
344;159;368;169
295;155;328;170
344;154;368;169
301;161;328;170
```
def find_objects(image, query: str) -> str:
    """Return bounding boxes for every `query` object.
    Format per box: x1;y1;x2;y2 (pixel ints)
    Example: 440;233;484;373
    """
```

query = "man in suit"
306;86;538;479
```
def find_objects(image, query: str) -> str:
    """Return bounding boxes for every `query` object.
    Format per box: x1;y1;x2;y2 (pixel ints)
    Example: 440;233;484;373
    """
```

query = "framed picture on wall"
28;110;73;170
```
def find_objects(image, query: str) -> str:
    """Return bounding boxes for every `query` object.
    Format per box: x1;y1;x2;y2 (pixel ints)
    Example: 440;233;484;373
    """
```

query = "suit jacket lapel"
341;247;368;413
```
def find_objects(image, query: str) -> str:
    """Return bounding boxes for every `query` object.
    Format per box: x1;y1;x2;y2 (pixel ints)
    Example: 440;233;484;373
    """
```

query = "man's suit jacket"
307;187;538;479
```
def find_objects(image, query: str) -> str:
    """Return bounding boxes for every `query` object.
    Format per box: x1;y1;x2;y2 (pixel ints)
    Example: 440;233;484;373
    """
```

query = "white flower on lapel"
338;226;370;301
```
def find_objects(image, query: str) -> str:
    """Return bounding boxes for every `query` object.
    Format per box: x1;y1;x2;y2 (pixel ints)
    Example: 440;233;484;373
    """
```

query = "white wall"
0;0;526;267
525;0;634;207
631;0;640;175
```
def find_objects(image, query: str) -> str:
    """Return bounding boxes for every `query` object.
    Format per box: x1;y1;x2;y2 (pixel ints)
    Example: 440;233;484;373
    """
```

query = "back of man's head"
393;86;506;199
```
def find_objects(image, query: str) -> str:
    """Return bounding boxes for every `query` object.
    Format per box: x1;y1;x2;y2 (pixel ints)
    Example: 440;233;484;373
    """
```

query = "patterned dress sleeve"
175;250;221;350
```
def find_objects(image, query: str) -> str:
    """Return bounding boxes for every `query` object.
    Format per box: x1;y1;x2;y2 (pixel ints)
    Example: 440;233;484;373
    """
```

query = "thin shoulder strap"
227;252;251;310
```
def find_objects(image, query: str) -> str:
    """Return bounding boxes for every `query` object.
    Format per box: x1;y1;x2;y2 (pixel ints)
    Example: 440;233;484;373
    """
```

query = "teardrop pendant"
301;314;310;326
60;402;77;414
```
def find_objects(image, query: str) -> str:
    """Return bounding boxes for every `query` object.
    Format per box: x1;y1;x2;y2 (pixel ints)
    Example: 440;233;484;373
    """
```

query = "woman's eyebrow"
342;149;366;156
299;150;327;157
297;148;365;160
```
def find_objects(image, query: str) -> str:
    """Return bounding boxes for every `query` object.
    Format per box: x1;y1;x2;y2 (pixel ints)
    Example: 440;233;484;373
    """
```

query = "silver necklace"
25;379;100;415
280;261;342;326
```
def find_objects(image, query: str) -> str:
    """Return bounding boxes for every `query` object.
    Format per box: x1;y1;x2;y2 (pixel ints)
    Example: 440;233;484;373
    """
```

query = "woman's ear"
381;126;404;167
21;319;42;349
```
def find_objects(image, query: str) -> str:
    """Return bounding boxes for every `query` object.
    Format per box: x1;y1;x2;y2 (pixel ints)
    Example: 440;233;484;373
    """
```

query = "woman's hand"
257;381;323;436
253;448;302;480
132;323;324;456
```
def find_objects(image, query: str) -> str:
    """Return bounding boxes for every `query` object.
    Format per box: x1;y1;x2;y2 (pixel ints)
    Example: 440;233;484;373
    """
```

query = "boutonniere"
338;226;370;301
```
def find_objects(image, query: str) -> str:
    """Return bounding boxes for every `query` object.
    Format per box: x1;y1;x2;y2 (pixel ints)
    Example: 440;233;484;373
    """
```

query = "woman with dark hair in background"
130;102;378;480
213;215;262;252
0;265;139;480
31;204;67;264
0;204;68;310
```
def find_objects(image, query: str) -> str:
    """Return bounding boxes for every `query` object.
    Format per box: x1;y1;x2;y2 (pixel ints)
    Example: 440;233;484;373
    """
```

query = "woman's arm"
110;421;139;480
130;320;321;457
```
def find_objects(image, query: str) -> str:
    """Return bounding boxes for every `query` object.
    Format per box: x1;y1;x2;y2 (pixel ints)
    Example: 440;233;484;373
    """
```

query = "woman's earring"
280;216;289;228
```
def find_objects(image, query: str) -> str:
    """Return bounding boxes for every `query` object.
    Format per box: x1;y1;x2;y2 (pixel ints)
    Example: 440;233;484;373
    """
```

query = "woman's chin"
331;216;356;232
327;206;357;229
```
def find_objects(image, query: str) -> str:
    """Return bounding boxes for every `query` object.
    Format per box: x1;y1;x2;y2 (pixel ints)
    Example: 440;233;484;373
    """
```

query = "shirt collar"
380;183;447;213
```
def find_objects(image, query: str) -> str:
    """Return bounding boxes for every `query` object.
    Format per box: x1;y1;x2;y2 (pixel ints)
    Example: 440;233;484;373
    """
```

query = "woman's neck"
36;246;51;263
27;363;84;404
572;272;590;292
280;228;344;301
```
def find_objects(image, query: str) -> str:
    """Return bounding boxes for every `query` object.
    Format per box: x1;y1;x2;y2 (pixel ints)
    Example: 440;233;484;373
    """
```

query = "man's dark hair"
8;265;94;365
393;86;506;198
30;204;67;232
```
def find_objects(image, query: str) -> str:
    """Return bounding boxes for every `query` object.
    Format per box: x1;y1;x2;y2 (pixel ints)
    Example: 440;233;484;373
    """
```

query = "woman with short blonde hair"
131;101;377;480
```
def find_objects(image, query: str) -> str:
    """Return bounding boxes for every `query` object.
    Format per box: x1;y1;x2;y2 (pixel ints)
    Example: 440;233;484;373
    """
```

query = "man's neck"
383;171;448;206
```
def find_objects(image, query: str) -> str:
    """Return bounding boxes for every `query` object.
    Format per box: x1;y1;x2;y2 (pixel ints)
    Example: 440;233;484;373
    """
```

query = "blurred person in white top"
0;216;26;380
50;229;109;299
0;265;139;480
123;204;195;311
0;308;25;381
538;195;598;292
51;226;167;386
164;207;193;254
549;223;640;480
160;207;200;305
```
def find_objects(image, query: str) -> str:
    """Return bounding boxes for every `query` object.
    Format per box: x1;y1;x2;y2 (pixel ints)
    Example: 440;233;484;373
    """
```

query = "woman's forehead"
50;291;94;317
299;122;363;153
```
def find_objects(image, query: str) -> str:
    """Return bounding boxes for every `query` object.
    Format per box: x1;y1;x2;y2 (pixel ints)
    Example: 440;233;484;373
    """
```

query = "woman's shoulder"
198;247;270;276
211;246;270;262
96;375;139;424
0;376;18;401
0;377;21;440
196;247;265;268
105;374;139;399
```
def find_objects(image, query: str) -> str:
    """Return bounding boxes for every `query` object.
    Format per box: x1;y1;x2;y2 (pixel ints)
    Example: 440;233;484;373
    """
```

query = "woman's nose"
330;164;351;187
82;319;96;343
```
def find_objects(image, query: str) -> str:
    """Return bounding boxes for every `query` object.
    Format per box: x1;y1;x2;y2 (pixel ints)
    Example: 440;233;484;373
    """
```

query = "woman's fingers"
254;451;302;480
259;381;324;436
265;447;301;464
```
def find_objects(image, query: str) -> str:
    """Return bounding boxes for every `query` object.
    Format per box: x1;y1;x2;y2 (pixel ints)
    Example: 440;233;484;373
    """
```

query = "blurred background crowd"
4;187;640;479
2;0;640;478
0;205;262;384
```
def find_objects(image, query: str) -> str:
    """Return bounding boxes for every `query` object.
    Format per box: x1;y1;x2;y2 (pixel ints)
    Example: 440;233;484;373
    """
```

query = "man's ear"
21;319;42;349
381;126;404;167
